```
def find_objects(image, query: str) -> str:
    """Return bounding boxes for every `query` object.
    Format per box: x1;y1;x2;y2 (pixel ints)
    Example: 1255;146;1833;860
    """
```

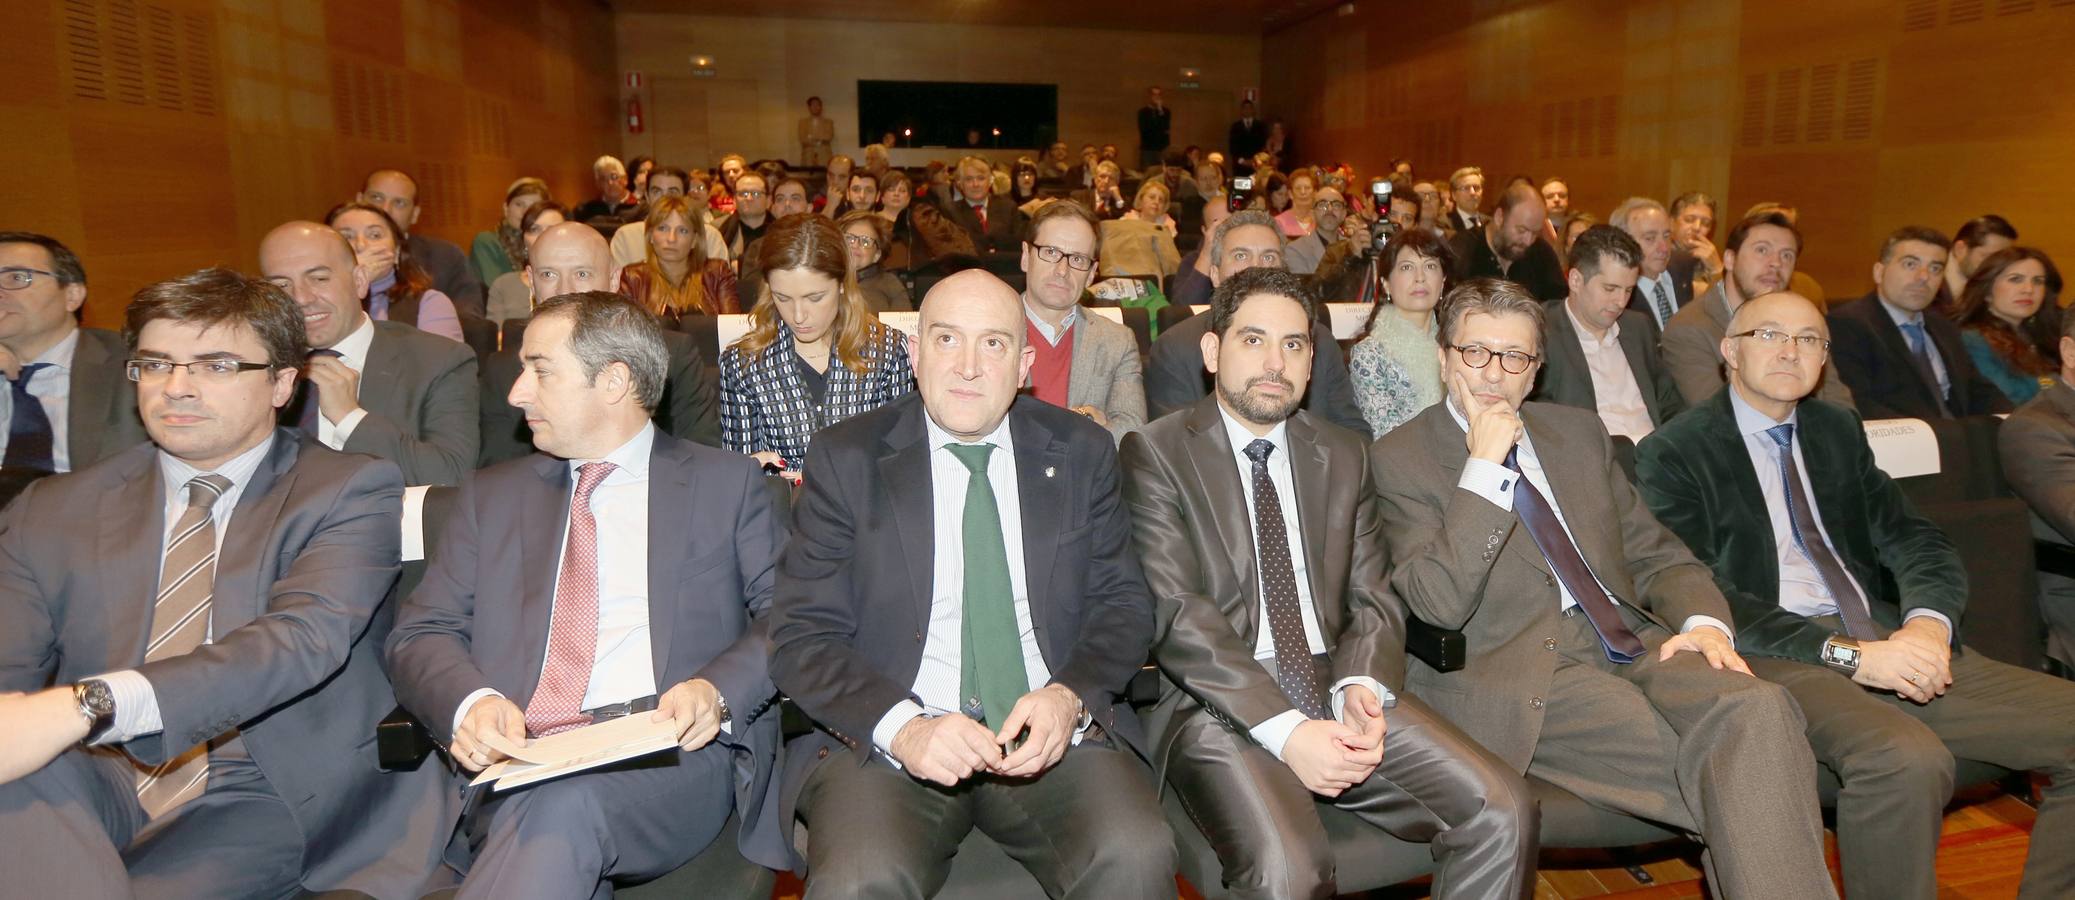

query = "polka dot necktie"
524;461;616;737
1244;439;1329;720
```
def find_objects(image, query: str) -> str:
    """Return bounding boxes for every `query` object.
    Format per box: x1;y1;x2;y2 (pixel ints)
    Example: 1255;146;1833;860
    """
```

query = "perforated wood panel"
62;0;216;115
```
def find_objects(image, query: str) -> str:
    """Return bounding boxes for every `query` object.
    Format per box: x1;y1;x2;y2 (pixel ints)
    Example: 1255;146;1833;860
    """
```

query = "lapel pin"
1044;466;1056;478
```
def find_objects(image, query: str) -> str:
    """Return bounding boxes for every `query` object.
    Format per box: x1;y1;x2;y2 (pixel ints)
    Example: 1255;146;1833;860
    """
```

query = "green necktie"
946;442;1030;733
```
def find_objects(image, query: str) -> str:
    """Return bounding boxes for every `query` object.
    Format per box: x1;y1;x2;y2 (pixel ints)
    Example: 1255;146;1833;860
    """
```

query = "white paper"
878;310;921;336
467;713;681;792
1862;418;1942;480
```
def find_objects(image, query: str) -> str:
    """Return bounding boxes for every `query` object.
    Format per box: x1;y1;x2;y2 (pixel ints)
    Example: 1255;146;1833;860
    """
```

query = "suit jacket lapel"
212;435;297;631
1183;400;1258;640
1618;324;1659;421
66;330;115;466
877;402;936;627
1012;405;1068;650
1543;309;1593;406
1864;302;1937;410
100;448;166;665
646;436;691;686
516;454;572;705
1285;413;1342;637
358;326;402;419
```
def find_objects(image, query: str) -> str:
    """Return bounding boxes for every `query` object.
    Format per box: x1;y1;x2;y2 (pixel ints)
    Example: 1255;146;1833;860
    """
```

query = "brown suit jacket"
1122;397;1404;777
1368;400;1730;770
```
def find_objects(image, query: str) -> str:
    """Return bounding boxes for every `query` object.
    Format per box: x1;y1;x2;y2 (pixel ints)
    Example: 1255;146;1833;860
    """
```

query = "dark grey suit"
1370;402;1835;898
388;430;790;896
284;319;479;486
1124;397;1535;899
478;329;718;467
1829;292;2011;420
410;232;486;318
1533;302;1684;429
770;394;1176;898
0;433;450;899
1144;309;1370;439
64;326;148;469
2001;378;2075;668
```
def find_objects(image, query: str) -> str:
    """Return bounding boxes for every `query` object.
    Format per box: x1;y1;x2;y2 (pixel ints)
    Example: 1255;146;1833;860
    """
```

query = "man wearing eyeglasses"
1370;278;1837;899
0;232;147;473
1019;201;1145;440
1635;291;2075;900
0;268;451;898
717;171;774;262
1281;187;1354;276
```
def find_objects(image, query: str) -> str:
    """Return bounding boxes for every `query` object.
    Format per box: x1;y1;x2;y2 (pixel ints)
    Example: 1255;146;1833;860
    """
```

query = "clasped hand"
889;683;1082;786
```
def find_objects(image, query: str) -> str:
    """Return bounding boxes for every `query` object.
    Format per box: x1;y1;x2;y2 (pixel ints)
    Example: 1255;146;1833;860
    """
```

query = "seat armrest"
1407;618;1466;673
376;704;436;772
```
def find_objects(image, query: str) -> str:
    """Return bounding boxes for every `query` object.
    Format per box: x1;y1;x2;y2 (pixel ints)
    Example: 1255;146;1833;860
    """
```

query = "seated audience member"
1669;192;1721;292
720;215;911;478
933;157;1022;255
1010;157;1043;212
1445;167;1484;231
574;155;638;225
1371;278;1837;899
1662;211;1853;409
1953;247;2062;405
619;195;741;319
1283;186;1354;275
626;155;655;199
0;232;145;472
1065;144;1100;190
2000;310;2075;670
837;210;909;314
1349;227;1456;437
769;269;1177;899
611;167;731;270
1124;178;1178;235
717;172;774;262
360;168;484;317
816;155;854;213
711;152;747;215
1256;172;1292;218
1944;213;2019;305
259;221;479;486
1125;268;1535;898
1020;201;1145;439
1273;168;1320;238
740;178;813;303
1038;140;1073;180
825;169;880;220
908;201;982;272
0;268;449;898
1635;290;2075;900
1609;197;1695;331
1099;197;1182;282
1829;226;2011;419
486;201;566;325
1534;225;1684;442
1450;182;1566;302
1541;176;1572;235
860;143;890;181
1074;160;1130;220
1413;181;1444;232
326;202;466;343
471;177;548;288
480;223;717;466
1744;202;1827;303
1561;213;1597;259
1169;196;1231;311
1146;210;1368;436
875;171;916;270
388;292;789;897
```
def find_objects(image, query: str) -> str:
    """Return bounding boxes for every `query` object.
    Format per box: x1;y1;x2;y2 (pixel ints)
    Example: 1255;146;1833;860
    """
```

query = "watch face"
81;680;116;716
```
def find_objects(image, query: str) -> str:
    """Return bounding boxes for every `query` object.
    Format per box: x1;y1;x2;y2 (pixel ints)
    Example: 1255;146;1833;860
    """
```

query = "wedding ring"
1908;673;1924;684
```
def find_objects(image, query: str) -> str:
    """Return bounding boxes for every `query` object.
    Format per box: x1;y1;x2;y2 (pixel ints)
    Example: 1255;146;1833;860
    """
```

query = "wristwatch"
73;679;116;744
1819;635;1863;676
713;694;732;726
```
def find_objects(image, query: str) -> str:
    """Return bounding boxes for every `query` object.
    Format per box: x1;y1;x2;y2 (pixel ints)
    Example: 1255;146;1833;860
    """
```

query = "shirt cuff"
326;407;369;449
1680;616;1735;641
88;669;162;745
871;699;929;769
453;688;504;741
1458;457;1517;511
1328;676;1396;726
1248;709;1308;761
1903;609;1954;637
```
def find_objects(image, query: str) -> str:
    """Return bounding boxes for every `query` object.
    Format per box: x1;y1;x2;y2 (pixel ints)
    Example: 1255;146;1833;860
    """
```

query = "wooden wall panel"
4;0;618;330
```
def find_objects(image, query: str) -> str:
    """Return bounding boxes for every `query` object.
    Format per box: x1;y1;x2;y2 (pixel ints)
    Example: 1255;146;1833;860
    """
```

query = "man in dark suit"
476;223;717;466
1144;210;1369;437
1137;86;1172;170
389;292;788;897
2000;312;2075;670
934;157;1023;256
0;232;147;472
1445;167;1485;233
771;270;1176;897
1608;198;1695;332
260;221;480;486
1533;225;1684;442
361;168;485;316
1126;268;1536;899
0;267;449;898
1828;226;2011;419
1635;291;2075;900
1450;183;1566;302
1229;101;1268;171
1370;278;1835;898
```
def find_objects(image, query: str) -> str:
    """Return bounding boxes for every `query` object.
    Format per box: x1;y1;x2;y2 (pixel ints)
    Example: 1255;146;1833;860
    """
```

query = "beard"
1219;374;1302;427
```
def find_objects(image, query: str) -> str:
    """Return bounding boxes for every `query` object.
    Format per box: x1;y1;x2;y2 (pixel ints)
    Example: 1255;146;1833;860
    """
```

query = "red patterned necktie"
524;461;617;736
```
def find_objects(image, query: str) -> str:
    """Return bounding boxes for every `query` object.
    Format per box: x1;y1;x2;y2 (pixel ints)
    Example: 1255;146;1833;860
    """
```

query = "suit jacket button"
1544;573;1555;587
1482;550;1495;561
1544;638;1557;651
817;747;829;759
1529;697;1544;710
914;631;923;642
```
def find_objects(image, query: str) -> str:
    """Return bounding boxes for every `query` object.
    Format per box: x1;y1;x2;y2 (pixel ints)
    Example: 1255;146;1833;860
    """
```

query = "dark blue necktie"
296;349;346;435
5;363;55;471
1764;424;1878;639
1505;447;1646;663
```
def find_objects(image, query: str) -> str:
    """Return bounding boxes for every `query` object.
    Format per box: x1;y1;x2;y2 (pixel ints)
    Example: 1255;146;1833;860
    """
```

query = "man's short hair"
592;156;625;177
1449;166;1483;189
1879;225;1952;263
648;166;690;191
773;177;809;198
1027;198;1100;247
531;291;670;412
1724;210;1804;255
1569;225;1643;280
1669;191;1716;219
956;156;991;176
1954;214;2019;247
1208;267;1316;340
1094;160;1121;179
1607;197;1666;232
1540;175;1567;190
806;95;822;105
717;153;746;169
125;267;309;370
1209;209;1286;266
0;232;86;286
1436;277;1544;353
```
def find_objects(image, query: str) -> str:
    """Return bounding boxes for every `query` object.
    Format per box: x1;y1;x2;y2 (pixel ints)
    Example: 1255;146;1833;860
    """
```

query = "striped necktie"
135;472;234;818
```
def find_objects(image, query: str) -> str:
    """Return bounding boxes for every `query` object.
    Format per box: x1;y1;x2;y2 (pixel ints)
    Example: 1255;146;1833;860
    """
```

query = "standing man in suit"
1126;268;1536;899
1370;278;1835;899
1661;210;1853;410
476;223;718;466
0;232;146;472
1445;167;1485;233
389;292;788;897
1138;86;1173;171
1229;100;1268;172
259;221;480;485
1144;210;1368;436
1449;183;1566;302
1635;291;2075;900
771;270;1177;897
1533;225;1683;442
1608;198;1695;332
936;157;1022;256
1829;226;2011;419
0;267;450;898
360;169;485;316
1020;201;1146;440
2000;310;2075;670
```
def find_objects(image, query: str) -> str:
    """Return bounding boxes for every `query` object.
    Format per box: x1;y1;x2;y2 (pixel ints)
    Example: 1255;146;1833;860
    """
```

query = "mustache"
1247;374;1295;391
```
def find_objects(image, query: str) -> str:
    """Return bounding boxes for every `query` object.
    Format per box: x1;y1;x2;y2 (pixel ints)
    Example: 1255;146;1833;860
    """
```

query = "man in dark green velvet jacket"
1634;290;2075;900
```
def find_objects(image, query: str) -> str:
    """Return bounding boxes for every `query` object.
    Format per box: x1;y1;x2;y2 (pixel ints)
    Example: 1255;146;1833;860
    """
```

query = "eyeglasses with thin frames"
126;358;275;383
1450;343;1539;375
0;268;60;291
1729;328;1830;352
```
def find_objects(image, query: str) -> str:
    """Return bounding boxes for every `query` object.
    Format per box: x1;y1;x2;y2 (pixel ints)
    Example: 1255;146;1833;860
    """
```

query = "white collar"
326;314;377;370
1216;403;1290;460
567;420;656;479
1728;384;1799;438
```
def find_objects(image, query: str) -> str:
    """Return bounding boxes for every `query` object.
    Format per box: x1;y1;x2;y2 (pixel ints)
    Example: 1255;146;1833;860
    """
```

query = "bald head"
914;270;1033;441
259;220;368;349
526;222;615;301
1721;291;1830;416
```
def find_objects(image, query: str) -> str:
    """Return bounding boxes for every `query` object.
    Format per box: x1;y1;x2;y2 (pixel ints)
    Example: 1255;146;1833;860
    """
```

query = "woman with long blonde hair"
616;194;740;318
719;214;912;478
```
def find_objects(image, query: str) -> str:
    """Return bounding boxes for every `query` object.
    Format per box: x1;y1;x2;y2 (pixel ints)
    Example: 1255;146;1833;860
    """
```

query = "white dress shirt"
1564;303;1655;443
1639;272;1678;330
1727;388;1952;634
1218;408;1391;760
314;314;375;449
454;423;661;735
871;412;1068;758
1879;297;1950;400
1449;401;1732;639
0;327;79;471
92;434;279;744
